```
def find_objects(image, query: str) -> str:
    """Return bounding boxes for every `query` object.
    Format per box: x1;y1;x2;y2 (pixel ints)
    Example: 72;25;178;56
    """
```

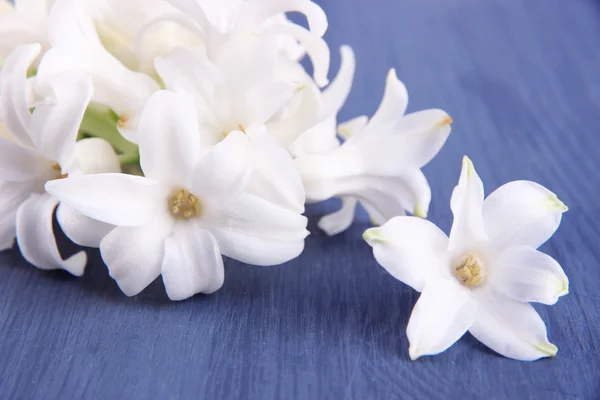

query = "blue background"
1;0;600;398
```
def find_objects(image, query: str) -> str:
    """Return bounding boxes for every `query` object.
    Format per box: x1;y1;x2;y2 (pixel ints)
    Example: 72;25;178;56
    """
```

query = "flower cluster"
0;0;568;361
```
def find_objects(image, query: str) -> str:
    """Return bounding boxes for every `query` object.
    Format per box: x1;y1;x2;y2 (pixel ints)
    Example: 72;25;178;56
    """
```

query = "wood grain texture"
1;0;600;398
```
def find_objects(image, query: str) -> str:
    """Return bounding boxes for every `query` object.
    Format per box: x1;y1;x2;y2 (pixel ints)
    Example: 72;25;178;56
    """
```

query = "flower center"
221;124;246;138
50;163;67;180
454;252;483;288
168;188;202;219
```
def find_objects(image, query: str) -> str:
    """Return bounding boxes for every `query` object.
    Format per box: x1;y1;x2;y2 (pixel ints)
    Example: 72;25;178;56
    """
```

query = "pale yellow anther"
413;204;427;219
454;252;483;287
51;163;67;180
117;115;129;129
168;188;202;219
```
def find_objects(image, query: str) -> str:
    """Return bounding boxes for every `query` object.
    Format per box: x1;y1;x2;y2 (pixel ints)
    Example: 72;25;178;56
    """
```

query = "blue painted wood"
1;0;600;398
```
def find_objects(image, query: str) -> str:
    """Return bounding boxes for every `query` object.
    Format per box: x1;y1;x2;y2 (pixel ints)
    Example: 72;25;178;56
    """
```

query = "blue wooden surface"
1;0;600;398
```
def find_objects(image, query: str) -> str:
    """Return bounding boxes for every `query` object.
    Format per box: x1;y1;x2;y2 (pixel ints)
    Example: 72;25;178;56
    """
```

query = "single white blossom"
0;43;120;274
155;40;307;213
364;156;569;361
46;90;309;301
295;69;452;235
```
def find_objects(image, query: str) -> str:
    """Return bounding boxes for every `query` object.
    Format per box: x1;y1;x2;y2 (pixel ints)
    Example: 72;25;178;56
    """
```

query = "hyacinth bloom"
364;156;569;361
47;90;309;301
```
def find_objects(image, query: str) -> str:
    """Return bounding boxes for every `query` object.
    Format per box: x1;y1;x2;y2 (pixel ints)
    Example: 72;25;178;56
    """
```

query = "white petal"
321;45;355;117
248;0;328;37
56;202;114;248
448;156;488;254
318;197;357;236
289;116;340;157
39;0;159;135
492;246;569;305
71;138;121;175
483;180;567;252
0;137;51;182
261;22;330;87
363;216;450;292
162;225;224;301
100;219;169;296
0;180;34;251
138;90;201;185
367;69;408;134
45;174;163;227
192;131;250;199
407;277;476;360
337;115;368;141
469;291;558;361
207;192;308;266
0;43;39;147
244;132;305;213
16;193;87;276
29;74;93;168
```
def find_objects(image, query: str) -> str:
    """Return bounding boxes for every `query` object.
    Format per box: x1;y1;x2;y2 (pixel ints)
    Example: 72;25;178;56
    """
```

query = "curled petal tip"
461;155;475;178
408;346;422;361
545;195;568;213
363;228;384;245
413;204;427;219
556;278;569;298
535;342;558;357
435;115;453;128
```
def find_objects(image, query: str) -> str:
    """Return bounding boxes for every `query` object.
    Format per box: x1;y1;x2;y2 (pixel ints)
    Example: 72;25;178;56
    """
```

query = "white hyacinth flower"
0;44;120;274
295;69;452;235
155;40;306;213
46;90;309;301
364;156;569;361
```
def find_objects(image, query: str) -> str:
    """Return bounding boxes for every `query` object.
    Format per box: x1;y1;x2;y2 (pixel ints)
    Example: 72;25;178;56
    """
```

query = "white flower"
363;156;569;361
36;0;160;139
46;90;309;301
0;0;51;64
156;41;306;213
295;69;452;235
0;43;119;274
164;0;330;87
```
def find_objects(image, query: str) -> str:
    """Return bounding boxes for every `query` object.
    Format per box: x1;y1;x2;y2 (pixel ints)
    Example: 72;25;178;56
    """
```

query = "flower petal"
366;68;408;134
318;197;357;236
448;156;488;254
29;74;93;168
337;115;368;141
71;137;121;175
0;137;51;182
407;277;476;360
100;218;169;296
469;291;558;361
491;246;568;305
162;225;224;301
321;45;355;117
483;180;567;252
207;192;308;266
0;43;39;147
45;174;163;227
363;216;450;292
248;0;328;37
16;193;87;276
0;180;34;251
192;131;250;199
244;132;305;213
138;90;201;185
56;202;114;248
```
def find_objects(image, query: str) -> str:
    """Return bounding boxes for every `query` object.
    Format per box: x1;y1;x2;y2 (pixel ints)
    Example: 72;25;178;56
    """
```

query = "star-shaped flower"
46;90;309;301
295;69;452;235
364;156;569;361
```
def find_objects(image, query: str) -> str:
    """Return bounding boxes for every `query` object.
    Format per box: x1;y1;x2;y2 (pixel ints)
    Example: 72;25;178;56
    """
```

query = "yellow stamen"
51;163;67;180
117;115;129;129
168;188;202;219
454;253;483;287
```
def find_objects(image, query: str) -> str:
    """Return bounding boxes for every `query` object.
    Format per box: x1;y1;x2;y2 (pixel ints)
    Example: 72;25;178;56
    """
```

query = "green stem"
79;105;138;155
118;151;140;166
